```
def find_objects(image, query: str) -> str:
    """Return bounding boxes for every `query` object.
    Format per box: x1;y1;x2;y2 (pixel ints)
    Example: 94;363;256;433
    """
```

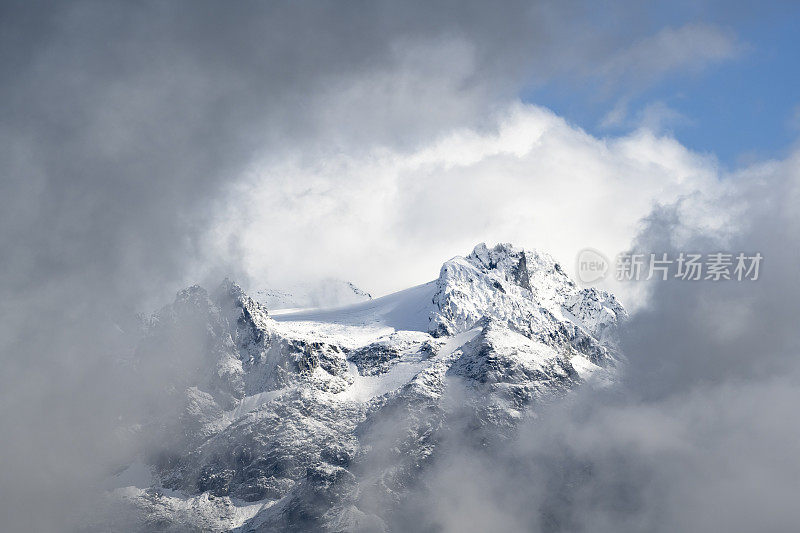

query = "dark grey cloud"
622;157;800;398
399;373;800;533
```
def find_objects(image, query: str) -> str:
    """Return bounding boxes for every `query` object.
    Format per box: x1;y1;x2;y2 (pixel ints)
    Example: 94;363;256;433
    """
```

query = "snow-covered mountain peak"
430;243;625;352
171;284;213;313
213;277;271;331
214;277;249;304
106;243;627;532
466;241;534;290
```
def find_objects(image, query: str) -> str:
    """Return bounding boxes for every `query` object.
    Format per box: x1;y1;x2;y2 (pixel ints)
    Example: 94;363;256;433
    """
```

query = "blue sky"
524;5;800;169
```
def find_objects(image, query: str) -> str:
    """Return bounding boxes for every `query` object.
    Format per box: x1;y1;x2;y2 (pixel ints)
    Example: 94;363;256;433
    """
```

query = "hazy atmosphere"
1;1;799;531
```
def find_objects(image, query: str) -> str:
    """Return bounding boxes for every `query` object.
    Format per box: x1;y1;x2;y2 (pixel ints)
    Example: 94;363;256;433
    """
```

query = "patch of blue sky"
523;5;800;170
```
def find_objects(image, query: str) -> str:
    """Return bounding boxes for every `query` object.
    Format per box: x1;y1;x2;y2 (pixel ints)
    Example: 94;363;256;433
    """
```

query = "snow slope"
271;281;436;332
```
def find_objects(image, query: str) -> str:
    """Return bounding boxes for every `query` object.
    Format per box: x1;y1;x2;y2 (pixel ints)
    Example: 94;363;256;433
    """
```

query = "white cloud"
207;102;730;308
636;101;691;132
596;24;743;92
599;98;630;129
602;100;691;133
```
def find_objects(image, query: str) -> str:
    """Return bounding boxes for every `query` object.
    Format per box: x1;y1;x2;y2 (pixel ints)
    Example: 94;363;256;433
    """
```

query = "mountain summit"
103;243;626;532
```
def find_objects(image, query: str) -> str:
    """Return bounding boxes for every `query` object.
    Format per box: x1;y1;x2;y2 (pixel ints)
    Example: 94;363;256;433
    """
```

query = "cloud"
599;98;631;129
597;23;741;132
601;100;692;133
623;151;800;395
212;103;724;308
403;373;800;533
636;101;692;132
595;24;743;94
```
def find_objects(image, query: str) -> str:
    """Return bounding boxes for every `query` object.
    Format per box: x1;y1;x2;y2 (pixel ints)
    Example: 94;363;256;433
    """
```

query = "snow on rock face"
107;243;626;532
347;332;436;376
446;321;580;430
430;242;626;364
449;321;576;388
166;388;364;504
